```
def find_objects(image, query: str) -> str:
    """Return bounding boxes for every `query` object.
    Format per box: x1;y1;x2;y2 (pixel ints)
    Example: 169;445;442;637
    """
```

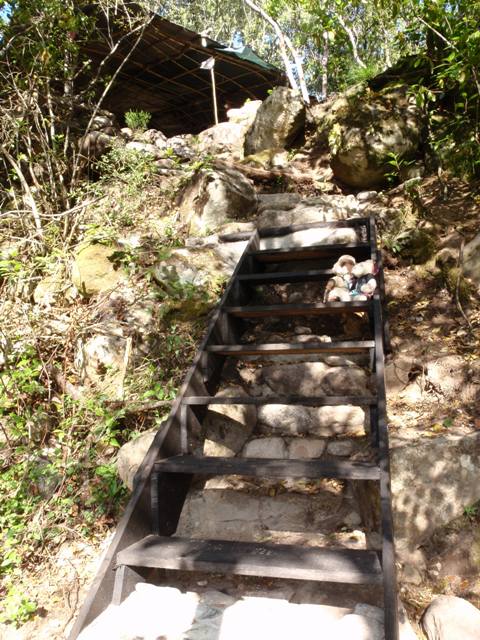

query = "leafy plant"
95;145;157;194
384;151;415;184
0;586;37;626
464;504;478;520
124;109;152;132
345;61;379;87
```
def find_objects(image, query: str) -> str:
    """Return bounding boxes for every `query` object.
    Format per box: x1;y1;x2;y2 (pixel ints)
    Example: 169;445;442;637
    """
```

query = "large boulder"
34;268;66;306
75;284;157;397
72;243;127;296
197;122;247;159
313;83;423;188
422;595;480;640
199;99;263;159
78;110;118;163
177;166;257;234
227;100;262;127
117;428;159;490
391;432;480;549
244;87;306;155
463;232;480;287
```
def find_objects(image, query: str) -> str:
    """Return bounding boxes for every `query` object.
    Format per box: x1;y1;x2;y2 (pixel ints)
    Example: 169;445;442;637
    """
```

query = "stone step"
77;583;375;640
260;361;371;397
260;226;359;250
175;487;358;544
249;242;370;264
256;404;368;437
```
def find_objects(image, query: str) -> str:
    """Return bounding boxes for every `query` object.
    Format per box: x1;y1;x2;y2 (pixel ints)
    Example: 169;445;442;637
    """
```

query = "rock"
463;232;480;286
294;325;313;335
314;83;423;188
140;129;167;146
398;601;419;640
153;242;248;293
125;140;162;157
334;612;384;640
288;438;326;459
244;87;306;155
401;563;423;585
33;269;65;306
78;583;352;640
243;147;290;170
327;440;354;456
78;130;115;161
32;456;60;497
227;100;262;127
257;404;366;437
425;354;467;398
422;595;480;640
177;167;257;234
242;437;287;459
393;227;436;263
75;331;127;397
343;511;362;528
257;192;302;213
385;354;422;395
117;429;158;490
261;362;370;397
257;193;360;228
399;162;425;181
71;243;126;296
177;486;344;541
391;432;480;548
357;191;378;202
165;134;196;159
198;122;247;159
211;241;249;274
120;127;133;140
203;386;256;457
288;291;304;304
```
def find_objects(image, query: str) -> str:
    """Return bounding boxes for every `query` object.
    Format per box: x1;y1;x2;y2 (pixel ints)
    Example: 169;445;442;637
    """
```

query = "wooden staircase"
70;216;399;640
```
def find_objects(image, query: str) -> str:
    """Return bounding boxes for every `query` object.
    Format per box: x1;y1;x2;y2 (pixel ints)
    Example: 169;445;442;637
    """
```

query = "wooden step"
182;395;377;406
224;300;371;318
116;535;383;584
206;340;374;356
237;269;335;284
250;242;371;263
153;455;380;480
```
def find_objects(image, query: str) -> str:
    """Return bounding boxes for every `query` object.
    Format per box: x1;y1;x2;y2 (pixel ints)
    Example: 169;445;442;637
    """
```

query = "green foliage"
124;109;152;132
464;504;478;520
384;151;415;184
344;62;380;87
0;0;154;245
95;145;157;194
0;342;133;618
0;586;37;626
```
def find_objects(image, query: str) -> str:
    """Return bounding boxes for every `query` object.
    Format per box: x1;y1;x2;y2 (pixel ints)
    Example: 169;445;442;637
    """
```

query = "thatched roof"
82;16;285;136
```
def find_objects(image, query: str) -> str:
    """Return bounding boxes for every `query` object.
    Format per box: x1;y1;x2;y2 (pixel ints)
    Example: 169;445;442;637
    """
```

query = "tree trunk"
337;13;366;68
242;0;309;102
283;31;310;103
321;30;329;99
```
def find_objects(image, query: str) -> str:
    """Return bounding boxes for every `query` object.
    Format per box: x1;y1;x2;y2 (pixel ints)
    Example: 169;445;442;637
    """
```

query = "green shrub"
95;145;157;194
124;109;151;132
344;62;380;87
